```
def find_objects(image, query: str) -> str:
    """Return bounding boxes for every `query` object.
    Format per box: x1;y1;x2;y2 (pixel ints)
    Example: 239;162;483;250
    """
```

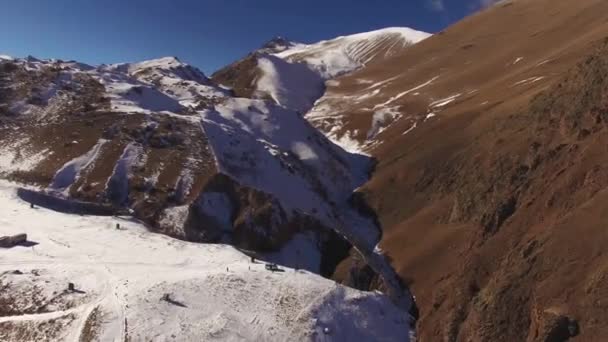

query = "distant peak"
337;27;432;44
26;55;41;62
136;56;183;68
259;36;298;54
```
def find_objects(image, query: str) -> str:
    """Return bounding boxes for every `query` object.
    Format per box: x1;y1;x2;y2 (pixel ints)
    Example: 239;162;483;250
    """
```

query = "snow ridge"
275;27;431;79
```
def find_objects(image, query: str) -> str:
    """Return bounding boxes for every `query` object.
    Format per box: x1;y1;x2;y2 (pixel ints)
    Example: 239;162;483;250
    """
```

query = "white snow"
373;76;440;110
0;181;413;341
49;139;108;193
329;128;367;154
291;141;319;161
429;93;461;108
536;59;552;66
256;55;325;113
0;139;49;176
101;78;182;114
402;122;418;135
368;107;402;139
275;27;431;79
105;143;144;205
0;54;13;61
512;76;545;86
96;57;226;114
511;57;524;65
266;232;322;273
158;204;190;237
200;98;374;242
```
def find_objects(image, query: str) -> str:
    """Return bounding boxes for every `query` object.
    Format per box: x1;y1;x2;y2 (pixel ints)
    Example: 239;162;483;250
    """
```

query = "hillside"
310;0;608;340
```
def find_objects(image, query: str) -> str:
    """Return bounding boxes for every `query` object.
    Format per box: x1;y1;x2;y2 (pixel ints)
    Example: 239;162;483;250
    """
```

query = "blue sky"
0;0;490;73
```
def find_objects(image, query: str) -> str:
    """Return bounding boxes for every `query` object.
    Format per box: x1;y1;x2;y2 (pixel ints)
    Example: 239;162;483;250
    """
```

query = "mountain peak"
130;56;184;69
258;36;298;54
339;26;432;43
273;26;431;79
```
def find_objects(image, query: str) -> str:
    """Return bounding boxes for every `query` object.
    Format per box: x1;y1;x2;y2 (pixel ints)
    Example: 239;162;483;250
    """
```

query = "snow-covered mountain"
0;27;428;340
212;27;430;114
0;55;371;269
274;27;431;79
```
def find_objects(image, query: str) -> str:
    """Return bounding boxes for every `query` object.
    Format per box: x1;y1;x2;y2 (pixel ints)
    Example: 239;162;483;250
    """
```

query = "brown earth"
321;0;608;340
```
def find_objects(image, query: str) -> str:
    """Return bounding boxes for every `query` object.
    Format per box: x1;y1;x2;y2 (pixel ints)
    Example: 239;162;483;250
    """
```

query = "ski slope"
0;181;413;341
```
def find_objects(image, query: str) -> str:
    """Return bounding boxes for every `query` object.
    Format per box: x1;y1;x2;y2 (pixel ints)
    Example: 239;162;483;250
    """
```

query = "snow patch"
275;27;431;79
402;122;418;135
373;76;439;109
430;93;461;108
512;76;545;86
50;139;108;193
105;143;144;205
257;55;325;113
368;107;402;139
511;57;524;65
103;80;182;113
158;205;190;237
0;139;48;175
265;232;321;273
291;141;319;161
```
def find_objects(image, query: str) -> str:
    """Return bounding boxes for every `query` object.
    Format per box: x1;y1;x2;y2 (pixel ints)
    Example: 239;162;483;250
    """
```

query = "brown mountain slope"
310;0;608;151
318;0;608;341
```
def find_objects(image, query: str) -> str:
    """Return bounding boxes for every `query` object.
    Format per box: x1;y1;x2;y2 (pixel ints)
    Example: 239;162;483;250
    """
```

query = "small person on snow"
251;256;255;263
30;203;34;209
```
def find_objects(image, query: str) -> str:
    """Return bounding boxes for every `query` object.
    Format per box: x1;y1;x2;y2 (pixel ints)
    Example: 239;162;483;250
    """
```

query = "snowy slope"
98;57;227;113
251;27;430;116
256;55;325;113
200;98;413;310
0;181;413;341
201;97;374;241
274;27;431;79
